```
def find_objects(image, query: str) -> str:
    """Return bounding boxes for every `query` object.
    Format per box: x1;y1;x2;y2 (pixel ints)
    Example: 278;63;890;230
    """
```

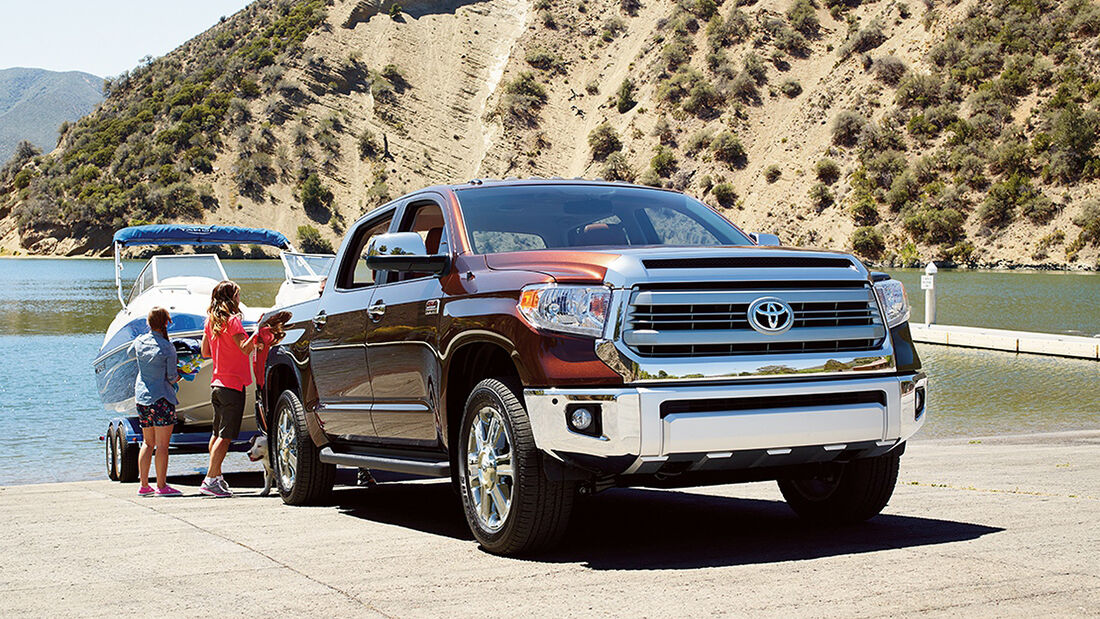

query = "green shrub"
650;146;678;177
809;182;834;211
601;16;628;41
685;130;713;154
764;164;781;183
616;78;636;113
1073;198;1100;246
1047;102;1099;184
873;55;907;85
358;129;379;160
895;72;942;108
299;173;334;221
601;152;635;182
850;226;885;260
743;53;768;84
683;80;724;117
388;4;403;19
661;34;695;71
849;195;879;225
657;67;703;104
730;71;759;102
780;80;802;97
787;0;819;35
525;49;566;73
588;123;622;160
979;174;1045;228
653;116;674;144
712;182;737;206
903;207;965;244
839;20;885;58
298;225;334;253
706;8;750;50
832;110;866;146
711;131;747;167
815;158;841;184
500;72;548;126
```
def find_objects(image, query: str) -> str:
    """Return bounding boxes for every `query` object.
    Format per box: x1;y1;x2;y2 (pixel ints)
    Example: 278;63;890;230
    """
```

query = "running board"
318;447;450;478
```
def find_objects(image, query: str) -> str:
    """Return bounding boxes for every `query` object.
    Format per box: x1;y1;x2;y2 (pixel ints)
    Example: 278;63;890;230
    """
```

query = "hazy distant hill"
0;67;103;159
0;0;1098;269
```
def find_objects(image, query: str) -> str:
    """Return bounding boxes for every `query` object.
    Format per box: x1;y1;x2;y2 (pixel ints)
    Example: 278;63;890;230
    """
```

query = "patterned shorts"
137;398;177;428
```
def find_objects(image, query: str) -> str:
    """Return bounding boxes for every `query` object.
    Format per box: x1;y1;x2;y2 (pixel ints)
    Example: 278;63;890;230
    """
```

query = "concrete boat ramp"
1;431;1098;616
911;323;1100;360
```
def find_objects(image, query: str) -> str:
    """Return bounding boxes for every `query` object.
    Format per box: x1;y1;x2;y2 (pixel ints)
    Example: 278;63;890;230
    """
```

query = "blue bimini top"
113;225;291;248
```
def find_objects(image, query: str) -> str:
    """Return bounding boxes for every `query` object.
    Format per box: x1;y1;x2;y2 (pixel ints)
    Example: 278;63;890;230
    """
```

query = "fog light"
565;403;602;437
570;408;594;430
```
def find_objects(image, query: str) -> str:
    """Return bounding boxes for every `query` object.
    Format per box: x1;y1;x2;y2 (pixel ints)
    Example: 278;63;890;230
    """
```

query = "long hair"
207;280;241;338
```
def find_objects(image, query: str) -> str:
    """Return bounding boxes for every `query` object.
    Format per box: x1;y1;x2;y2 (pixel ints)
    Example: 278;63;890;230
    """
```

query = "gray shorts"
211;386;245;440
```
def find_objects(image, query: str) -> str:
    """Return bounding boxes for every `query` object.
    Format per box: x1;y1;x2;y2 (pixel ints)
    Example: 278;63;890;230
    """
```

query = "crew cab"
259;180;927;555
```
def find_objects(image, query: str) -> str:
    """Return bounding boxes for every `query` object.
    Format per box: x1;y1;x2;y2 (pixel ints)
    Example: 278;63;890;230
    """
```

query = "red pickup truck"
259;180;927;555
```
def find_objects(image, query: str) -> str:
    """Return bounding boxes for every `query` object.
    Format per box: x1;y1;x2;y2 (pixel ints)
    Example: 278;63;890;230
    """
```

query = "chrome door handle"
368;301;386;322
312;311;327;329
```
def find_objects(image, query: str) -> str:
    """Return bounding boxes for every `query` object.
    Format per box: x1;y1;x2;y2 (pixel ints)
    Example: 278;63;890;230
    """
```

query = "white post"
922;262;938;325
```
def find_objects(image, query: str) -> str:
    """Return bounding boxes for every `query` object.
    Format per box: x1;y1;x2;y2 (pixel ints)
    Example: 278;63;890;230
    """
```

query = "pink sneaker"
155;485;182;497
137;485;154;497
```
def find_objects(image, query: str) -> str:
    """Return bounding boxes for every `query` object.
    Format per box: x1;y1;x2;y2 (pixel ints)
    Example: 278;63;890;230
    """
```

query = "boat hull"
94;327;258;433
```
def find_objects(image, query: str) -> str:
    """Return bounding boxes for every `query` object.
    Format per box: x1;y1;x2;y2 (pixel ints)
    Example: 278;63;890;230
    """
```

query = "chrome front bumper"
525;373;927;475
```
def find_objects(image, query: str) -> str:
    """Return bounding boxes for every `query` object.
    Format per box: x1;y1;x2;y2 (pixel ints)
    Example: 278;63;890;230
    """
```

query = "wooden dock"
909;323;1100;360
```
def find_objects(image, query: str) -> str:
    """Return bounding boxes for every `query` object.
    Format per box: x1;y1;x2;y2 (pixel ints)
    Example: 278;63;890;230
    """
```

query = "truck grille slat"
623;270;885;358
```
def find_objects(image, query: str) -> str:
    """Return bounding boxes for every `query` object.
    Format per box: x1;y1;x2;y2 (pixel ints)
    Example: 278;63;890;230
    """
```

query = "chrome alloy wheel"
465;405;514;532
277;407;298;490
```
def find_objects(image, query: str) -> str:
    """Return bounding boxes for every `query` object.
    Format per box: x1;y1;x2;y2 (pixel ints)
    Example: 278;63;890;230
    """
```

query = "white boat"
93;225;334;433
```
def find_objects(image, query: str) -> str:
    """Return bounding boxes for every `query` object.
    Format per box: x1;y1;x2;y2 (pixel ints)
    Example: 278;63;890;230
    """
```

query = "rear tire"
106;424;118;481
272;390;334;505
115;426;138;483
777;451;901;524
458;378;574;556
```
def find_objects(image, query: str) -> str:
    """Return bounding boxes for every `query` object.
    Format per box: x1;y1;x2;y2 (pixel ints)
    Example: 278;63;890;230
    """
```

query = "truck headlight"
518;284;611;338
873;279;910;328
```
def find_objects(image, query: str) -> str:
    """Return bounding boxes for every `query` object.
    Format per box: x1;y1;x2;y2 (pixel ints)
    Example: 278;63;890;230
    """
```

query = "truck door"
365;196;449;447
309;207;395;441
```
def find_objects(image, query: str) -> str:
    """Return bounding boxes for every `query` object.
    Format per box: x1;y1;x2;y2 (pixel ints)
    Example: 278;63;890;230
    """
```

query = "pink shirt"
204;315;252;391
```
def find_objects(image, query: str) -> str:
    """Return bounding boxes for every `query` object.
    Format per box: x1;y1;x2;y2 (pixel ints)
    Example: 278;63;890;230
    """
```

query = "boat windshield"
153;255;227;282
282;252;335;282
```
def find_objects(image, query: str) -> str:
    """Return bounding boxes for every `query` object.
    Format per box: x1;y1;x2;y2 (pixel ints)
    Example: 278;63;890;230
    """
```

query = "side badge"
425;299;440;316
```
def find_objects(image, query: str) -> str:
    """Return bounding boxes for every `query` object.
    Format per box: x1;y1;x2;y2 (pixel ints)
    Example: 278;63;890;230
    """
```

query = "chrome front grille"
624;285;885;358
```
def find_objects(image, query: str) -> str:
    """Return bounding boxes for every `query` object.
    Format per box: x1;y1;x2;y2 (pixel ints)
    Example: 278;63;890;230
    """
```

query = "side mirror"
750;232;781;246
363;232;449;274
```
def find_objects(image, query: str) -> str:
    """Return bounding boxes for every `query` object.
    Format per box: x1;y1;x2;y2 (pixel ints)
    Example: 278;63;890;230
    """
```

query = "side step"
318;447;450;478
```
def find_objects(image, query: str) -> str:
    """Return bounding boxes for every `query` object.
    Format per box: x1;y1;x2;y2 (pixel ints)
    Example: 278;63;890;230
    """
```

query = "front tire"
272;390;334;505
777;451;901;524
458;378;573;556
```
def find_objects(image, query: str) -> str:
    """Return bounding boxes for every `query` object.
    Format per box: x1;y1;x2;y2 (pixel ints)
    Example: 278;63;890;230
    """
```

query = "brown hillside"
1;0;1098;269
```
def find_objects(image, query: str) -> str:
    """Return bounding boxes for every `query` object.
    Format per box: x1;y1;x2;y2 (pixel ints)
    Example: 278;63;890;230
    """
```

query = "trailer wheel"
106;423;119;481
115;426;139;483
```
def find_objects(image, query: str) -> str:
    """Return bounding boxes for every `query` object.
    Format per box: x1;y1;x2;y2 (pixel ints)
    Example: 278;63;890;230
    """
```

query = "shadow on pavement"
326;479;1004;569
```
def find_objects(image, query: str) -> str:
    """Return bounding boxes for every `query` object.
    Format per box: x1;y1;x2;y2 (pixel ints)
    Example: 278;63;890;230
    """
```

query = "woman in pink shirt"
200;280;263;498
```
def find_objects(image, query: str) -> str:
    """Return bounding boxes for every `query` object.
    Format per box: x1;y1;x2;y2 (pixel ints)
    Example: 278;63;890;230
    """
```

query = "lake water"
0;259;1097;485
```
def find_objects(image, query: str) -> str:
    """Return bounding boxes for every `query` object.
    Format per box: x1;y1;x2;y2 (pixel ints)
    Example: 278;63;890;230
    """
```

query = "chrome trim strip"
623;325;885;347
632;288;875;305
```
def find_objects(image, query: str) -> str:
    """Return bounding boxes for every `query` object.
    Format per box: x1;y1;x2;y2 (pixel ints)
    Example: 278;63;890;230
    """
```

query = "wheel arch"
442;339;524;454
265;353;328;447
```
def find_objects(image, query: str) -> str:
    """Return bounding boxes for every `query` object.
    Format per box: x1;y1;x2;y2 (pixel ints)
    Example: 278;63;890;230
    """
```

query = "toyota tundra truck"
259;180;927;555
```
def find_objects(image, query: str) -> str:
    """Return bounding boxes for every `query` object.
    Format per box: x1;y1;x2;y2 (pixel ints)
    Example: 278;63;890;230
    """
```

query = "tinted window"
455;184;751;253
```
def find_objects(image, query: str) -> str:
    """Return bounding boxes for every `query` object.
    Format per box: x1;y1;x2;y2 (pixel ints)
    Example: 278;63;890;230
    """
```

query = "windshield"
283;253;335;281
153;255;226;282
454;184;752;253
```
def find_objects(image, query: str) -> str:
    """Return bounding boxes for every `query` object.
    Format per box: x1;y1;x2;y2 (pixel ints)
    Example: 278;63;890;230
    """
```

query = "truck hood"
484;246;868;285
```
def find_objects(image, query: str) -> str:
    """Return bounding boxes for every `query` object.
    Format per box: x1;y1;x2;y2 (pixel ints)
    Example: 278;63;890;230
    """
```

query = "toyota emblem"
747;297;794;334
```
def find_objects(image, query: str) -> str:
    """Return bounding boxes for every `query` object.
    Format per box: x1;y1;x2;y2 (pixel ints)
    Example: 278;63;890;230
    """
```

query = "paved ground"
2;431;1098;617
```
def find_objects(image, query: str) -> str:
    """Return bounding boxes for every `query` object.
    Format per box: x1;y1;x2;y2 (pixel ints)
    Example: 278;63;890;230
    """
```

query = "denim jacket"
133;331;179;406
